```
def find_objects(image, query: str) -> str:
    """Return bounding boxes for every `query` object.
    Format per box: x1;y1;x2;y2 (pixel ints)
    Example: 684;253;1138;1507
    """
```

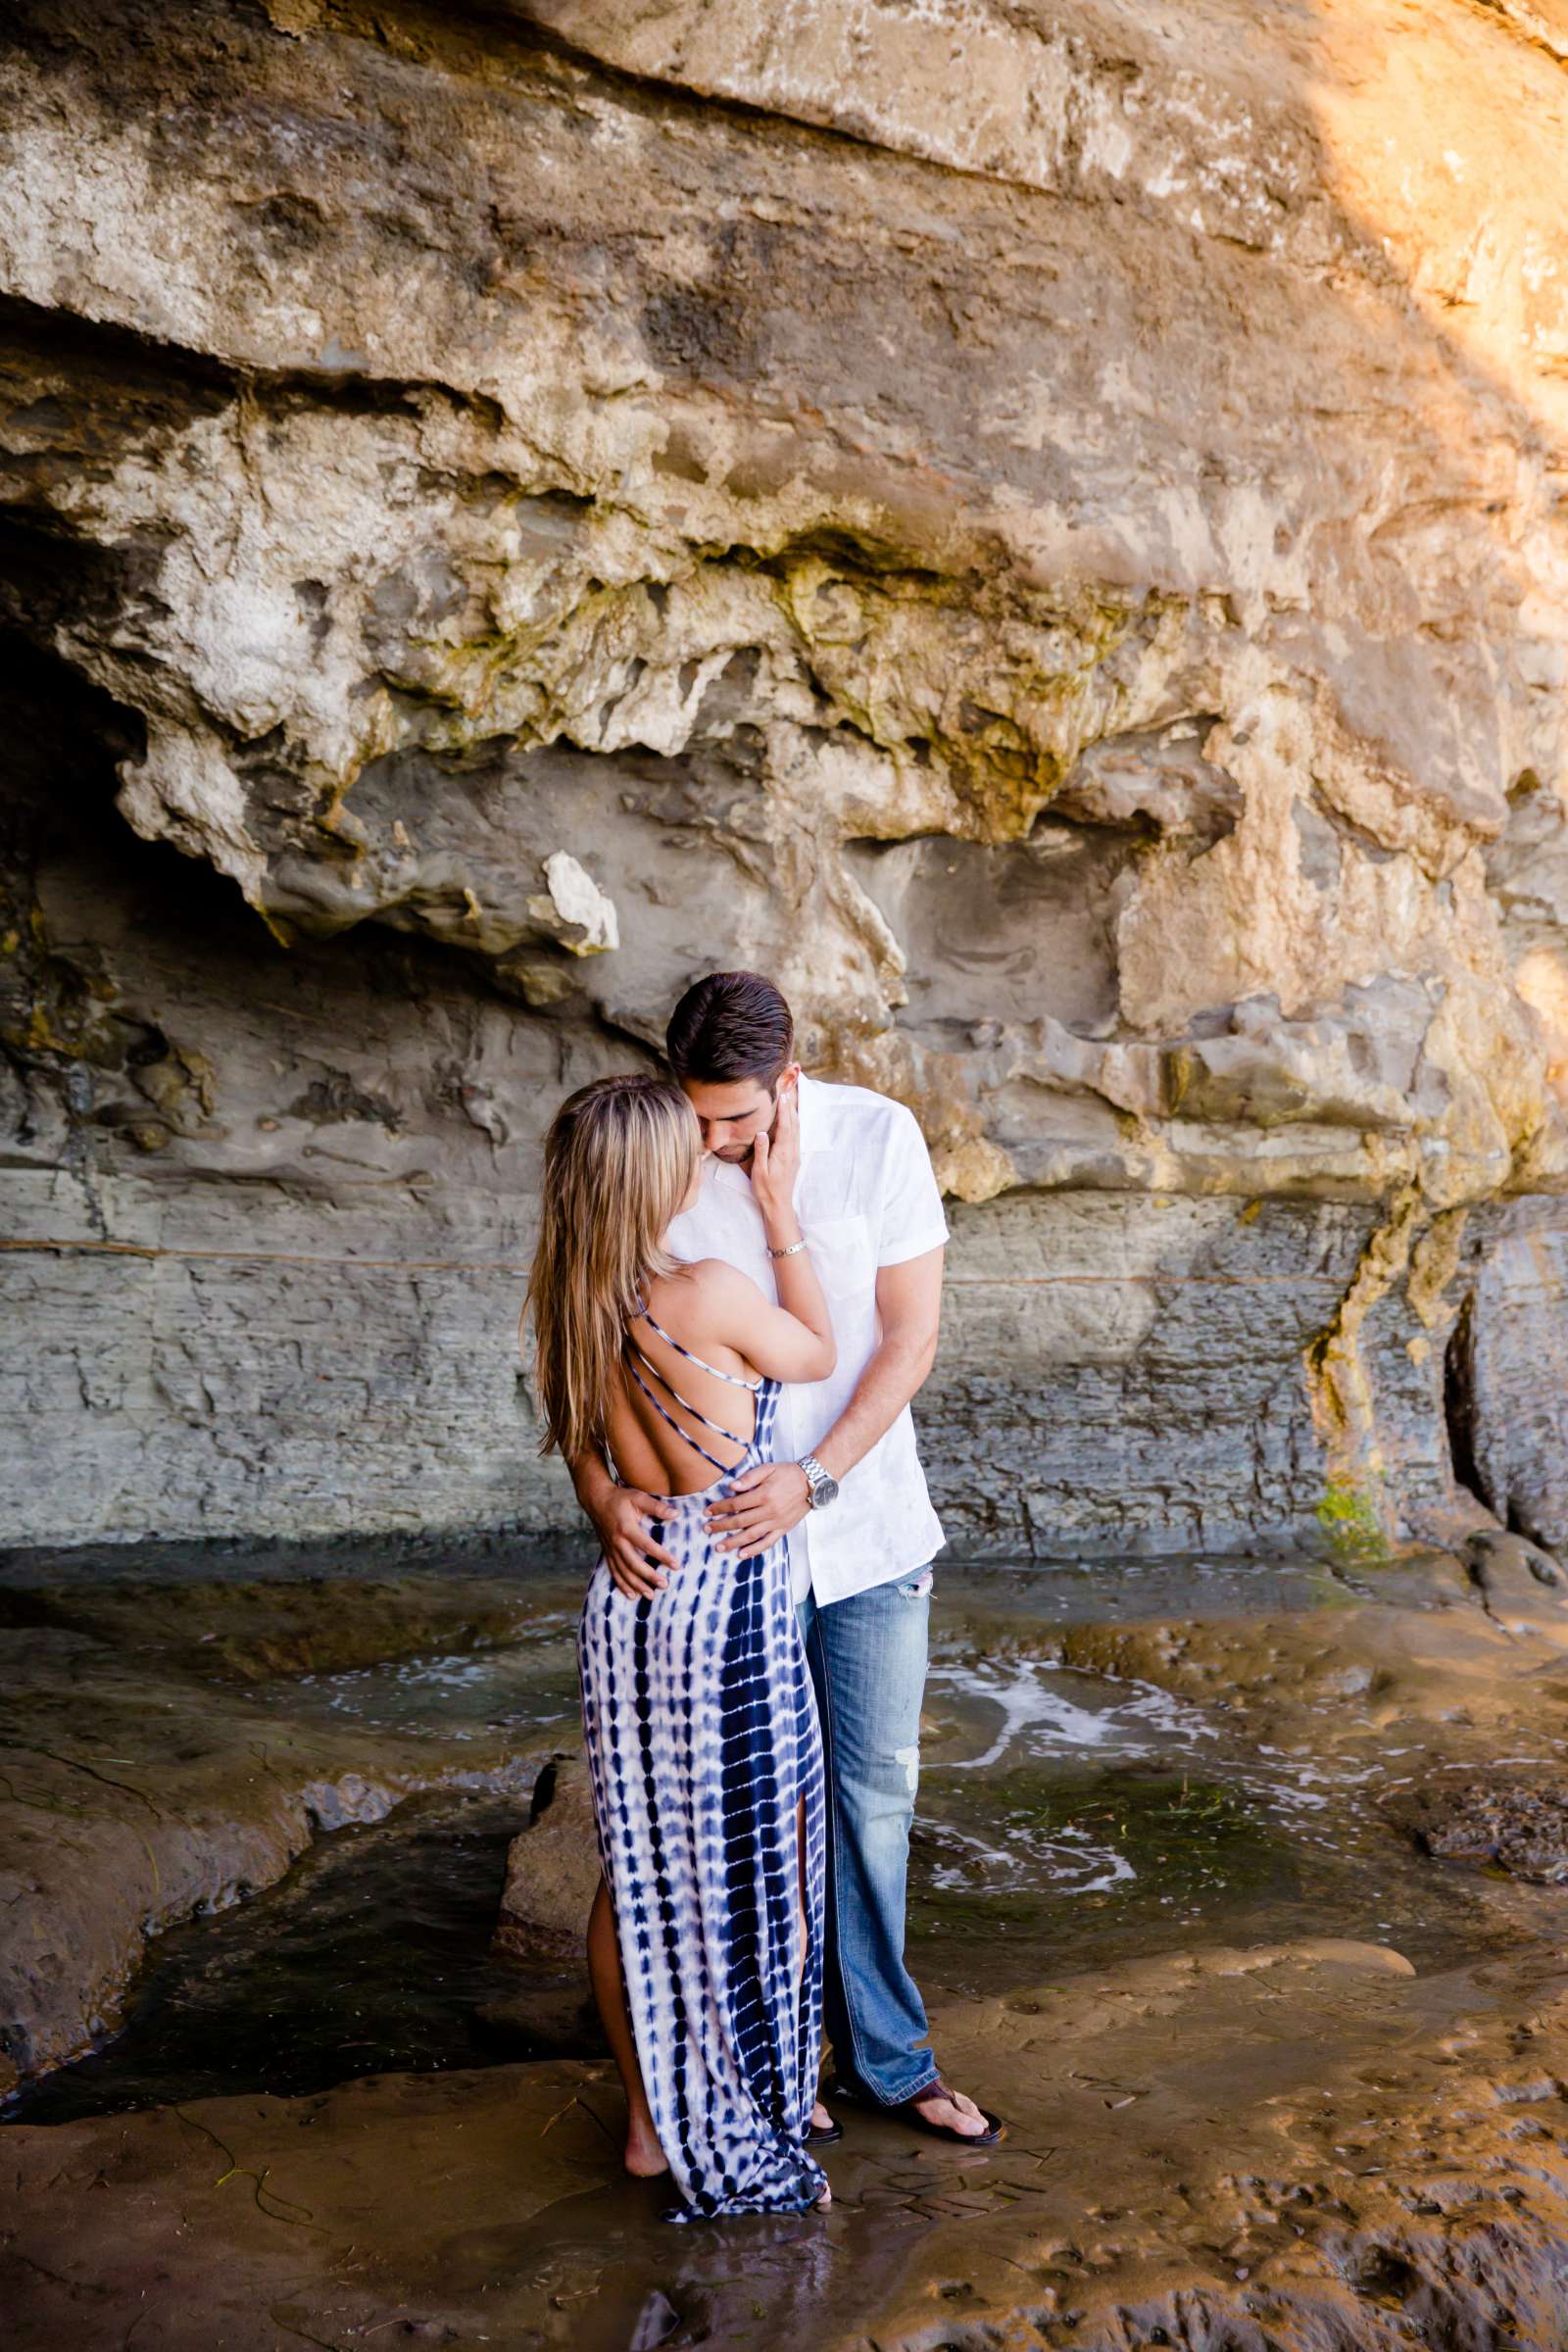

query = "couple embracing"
522;970;1003;2222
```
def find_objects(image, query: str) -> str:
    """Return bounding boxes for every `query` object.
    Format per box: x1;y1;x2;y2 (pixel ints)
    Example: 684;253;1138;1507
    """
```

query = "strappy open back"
612;1302;772;1491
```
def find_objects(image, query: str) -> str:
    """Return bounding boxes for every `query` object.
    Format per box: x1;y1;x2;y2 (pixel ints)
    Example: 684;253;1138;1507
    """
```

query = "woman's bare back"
602;1264;763;1497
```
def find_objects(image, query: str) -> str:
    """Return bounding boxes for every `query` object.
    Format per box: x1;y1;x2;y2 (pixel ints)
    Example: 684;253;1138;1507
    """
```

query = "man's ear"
778;1061;803;1097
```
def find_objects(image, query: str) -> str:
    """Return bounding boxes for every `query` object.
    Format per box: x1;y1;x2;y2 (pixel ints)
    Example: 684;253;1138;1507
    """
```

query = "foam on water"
924;1815;1136;1899
927;1656;1218;1771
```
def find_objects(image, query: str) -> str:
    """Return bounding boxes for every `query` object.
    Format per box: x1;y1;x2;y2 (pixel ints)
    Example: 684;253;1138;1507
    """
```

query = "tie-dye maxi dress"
576;1310;828;2222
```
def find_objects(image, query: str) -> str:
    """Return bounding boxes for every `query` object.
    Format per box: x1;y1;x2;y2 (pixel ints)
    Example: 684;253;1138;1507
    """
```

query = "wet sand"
5;1540;1568;2348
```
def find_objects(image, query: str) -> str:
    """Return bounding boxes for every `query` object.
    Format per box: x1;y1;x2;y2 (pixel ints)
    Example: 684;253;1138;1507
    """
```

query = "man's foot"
831;2071;1004;2144
624;2120;669;2178
906;2082;994;2139
810;2099;833;2132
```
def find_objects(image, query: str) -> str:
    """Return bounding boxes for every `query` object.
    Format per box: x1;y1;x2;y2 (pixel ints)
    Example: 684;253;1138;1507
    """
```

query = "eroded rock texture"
4;0;1568;1550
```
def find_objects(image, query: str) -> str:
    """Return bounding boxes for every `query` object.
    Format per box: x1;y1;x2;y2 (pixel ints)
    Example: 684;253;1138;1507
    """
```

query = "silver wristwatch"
798;1452;840;1508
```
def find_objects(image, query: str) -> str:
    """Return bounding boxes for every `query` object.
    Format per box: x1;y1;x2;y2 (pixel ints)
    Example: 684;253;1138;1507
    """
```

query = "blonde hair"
521;1073;700;1458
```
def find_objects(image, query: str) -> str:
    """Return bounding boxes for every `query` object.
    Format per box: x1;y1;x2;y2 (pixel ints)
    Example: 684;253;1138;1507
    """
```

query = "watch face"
813;1474;840;1506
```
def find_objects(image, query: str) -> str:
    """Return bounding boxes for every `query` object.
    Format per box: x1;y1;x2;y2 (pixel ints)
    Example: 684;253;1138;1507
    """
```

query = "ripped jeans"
796;1564;937;2106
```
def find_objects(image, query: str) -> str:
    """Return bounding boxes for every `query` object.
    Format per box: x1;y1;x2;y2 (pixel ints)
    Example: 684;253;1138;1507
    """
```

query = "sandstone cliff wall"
4;0;1568;1558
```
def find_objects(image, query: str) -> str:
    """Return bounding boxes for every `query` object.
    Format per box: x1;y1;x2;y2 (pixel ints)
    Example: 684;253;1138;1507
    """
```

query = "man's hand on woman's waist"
705;1460;813;1555
569;1448;680;1599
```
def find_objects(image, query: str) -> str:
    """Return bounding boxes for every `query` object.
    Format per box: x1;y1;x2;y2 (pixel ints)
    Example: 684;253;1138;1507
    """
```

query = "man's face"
678;1067;796;1164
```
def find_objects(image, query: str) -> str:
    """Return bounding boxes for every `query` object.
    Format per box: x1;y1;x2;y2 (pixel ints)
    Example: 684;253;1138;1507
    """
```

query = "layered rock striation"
3;0;1568;1553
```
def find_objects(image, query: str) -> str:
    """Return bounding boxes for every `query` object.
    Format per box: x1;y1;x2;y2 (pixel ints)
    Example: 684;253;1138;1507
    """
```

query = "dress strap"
636;1305;762;1394
627;1343;754;1447
623;1352;742;1479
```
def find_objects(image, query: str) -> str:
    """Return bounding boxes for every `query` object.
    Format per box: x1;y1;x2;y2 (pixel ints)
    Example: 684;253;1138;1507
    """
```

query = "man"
567;970;1001;2145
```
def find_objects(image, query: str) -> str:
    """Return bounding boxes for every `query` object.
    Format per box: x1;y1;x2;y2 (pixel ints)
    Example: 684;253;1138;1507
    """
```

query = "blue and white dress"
576;1307;828;2222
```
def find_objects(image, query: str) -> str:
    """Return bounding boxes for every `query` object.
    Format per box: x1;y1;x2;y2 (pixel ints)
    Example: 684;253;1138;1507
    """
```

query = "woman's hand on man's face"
748;1078;800;1220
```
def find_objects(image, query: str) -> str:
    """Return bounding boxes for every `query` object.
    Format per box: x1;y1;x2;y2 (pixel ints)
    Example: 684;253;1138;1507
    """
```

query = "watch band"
766;1238;808;1258
798;1451;839;1507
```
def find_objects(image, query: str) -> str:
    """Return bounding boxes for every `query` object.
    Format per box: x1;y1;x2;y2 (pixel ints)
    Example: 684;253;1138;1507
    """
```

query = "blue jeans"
796;1564;938;2106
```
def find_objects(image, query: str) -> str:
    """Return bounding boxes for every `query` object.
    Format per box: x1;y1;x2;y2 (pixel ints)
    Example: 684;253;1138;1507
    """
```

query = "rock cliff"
4;0;1568;1556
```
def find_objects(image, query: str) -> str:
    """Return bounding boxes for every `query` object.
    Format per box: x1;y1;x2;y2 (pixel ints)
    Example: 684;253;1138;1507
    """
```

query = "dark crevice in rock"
755;526;956;588
0;289;248;409
1443;1288;1489;1513
0;286;505;432
0;627;143;813
0;630;152;1185
0;514;175;679
0;621;241;985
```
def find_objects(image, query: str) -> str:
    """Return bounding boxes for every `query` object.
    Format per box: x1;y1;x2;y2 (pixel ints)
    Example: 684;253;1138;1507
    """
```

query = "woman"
522;1071;837;2221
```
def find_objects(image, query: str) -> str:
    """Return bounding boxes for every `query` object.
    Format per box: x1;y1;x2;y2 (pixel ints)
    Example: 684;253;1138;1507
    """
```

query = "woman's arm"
744;1082;835;1376
679;1087;835;1383
691;1258;835;1385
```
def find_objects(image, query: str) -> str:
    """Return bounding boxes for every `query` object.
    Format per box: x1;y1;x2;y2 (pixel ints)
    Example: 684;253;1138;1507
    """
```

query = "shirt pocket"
808;1210;875;1300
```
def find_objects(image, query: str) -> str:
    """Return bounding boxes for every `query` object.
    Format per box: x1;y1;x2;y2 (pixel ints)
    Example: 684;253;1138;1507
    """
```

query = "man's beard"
710;1094;779;1168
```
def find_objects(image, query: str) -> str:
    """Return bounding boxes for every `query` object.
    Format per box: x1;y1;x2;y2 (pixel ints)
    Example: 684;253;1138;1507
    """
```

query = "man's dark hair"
665;971;795;1088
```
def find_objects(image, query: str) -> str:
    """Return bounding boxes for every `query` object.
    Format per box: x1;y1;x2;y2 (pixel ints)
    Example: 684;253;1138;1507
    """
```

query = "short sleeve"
876;1102;951;1267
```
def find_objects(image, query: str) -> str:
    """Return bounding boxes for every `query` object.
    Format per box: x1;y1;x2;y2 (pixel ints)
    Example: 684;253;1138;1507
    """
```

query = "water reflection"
4;1788;540;2124
246;1615;582;1741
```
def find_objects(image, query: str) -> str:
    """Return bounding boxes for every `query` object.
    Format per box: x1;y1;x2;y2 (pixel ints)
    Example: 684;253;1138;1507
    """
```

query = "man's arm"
814;1246;943;1486
704;1245;945;1554
567;1446;679;1599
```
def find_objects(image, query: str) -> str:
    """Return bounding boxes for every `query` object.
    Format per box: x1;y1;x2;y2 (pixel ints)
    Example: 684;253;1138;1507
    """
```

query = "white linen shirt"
662;1071;950;1607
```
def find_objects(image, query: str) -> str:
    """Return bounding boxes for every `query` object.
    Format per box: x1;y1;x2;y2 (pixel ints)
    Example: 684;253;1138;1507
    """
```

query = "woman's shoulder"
647;1258;755;1317
643;1260;760;1348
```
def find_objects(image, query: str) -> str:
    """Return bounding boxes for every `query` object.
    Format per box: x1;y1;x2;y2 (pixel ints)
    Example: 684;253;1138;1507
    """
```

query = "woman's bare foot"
624;2121;669;2178
813;2180;832;2209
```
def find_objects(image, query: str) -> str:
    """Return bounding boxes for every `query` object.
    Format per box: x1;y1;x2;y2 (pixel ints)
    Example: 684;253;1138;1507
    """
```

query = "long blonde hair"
521;1073;701;1458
